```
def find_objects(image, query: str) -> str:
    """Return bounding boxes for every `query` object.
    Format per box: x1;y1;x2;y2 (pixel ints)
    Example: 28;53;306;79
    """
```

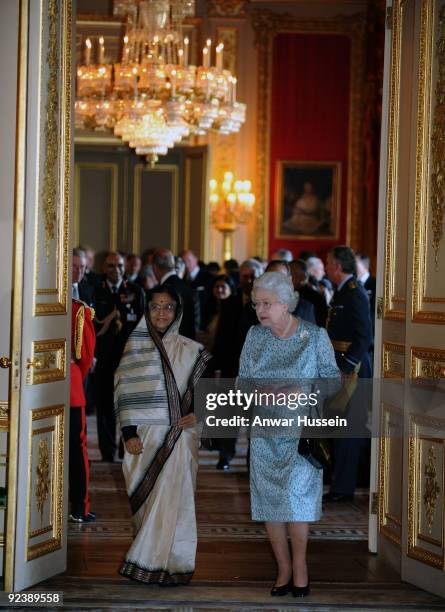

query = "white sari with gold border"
115;311;210;585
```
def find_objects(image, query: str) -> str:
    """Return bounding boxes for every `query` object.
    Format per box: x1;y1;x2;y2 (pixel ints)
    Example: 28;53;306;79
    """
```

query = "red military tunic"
70;299;95;407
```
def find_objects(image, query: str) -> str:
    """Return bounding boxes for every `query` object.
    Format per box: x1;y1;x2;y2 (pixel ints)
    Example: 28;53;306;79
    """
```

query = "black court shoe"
292;582;310;598
270;580;292;596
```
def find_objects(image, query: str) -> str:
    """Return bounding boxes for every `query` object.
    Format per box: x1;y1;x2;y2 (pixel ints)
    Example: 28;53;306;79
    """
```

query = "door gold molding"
408;416;445;570
74;162;118;250
382;342;405;379
5;0;29;591
34;0;71;317
26;405;64;562
184;147;210;259
132;164;179;254
383;0;408;321
412;0;445;324
379;403;403;546
26;339;66;386
410;346;445;381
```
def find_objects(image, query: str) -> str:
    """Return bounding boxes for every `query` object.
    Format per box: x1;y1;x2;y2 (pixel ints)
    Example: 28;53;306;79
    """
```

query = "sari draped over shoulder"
114;307;211;585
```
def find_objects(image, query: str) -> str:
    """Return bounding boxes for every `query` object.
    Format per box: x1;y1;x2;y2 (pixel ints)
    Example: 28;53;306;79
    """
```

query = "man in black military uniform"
356;253;376;335
93;251;145;461
324;246;373;502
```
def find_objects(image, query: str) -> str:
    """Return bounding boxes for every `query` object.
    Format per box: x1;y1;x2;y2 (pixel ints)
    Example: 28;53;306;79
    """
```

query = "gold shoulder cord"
74;305;85;360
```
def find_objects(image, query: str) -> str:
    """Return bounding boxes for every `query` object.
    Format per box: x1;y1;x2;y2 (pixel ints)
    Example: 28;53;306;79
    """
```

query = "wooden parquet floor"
28;423;445;611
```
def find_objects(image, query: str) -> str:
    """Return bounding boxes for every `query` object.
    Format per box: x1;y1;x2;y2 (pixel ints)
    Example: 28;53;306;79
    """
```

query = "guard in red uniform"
70;298;96;522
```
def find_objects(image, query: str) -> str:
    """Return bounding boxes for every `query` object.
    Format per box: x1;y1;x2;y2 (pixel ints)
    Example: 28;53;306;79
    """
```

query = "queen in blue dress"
238;271;339;598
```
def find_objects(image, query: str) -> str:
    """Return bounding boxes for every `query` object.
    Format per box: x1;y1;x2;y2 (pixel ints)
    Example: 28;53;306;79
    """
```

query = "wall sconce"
210;171;255;261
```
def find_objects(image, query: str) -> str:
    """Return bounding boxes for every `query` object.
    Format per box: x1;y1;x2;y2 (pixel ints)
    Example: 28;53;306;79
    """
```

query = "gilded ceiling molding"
251;9;366;257
41;0;59;261
430;4;445;269
207;0;248;18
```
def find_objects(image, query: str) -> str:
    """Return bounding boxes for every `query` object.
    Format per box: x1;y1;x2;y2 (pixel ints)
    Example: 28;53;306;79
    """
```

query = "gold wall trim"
410;346;445;380
412;0;445;324
34;0;71;317
429;4;445;268
252;10;366;257
5;0;29;591
216;26;238;75
0;400;10;431
408;417;445;570
132;164;179;254
27;339;66;385
383;0;406;321
74;162;118;250
41;0;58;260
184;158;191;250
382;342;405;379
378;403;403;546
183;147;210;258
26;405;64;562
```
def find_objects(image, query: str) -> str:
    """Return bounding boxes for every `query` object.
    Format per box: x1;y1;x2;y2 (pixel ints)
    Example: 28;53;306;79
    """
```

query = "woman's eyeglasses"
149;303;176;312
251;300;279;310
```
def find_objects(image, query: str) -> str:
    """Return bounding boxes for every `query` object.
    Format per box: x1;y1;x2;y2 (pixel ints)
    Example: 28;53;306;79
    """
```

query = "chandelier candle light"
75;0;246;166
210;172;255;261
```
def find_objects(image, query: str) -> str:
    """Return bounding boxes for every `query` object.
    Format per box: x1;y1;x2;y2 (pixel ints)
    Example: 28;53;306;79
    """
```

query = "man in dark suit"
79;244;100;288
324;246;373;502
356;253;376;334
93;251;145;461
72;248;95;307
152;249;197;340
125;253;144;288
290;259;328;327
182;249;213;330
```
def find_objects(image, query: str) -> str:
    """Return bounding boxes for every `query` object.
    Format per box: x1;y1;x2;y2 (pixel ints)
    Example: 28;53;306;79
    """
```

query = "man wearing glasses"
93;251;145;462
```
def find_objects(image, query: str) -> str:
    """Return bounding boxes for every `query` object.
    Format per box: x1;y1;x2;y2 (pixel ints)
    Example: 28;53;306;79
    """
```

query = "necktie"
112;286;118;294
72;284;79;299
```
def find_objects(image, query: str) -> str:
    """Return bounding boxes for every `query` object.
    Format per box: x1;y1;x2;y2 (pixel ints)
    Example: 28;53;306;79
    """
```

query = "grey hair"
253;272;298;312
73;247;86;259
153;250;175;271
240;258;263;278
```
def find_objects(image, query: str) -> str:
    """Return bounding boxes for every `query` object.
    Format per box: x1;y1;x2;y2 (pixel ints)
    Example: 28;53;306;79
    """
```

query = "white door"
374;0;445;597
2;0;73;591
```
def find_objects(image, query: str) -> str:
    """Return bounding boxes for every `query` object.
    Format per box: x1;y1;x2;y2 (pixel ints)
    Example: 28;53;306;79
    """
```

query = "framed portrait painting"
275;161;341;240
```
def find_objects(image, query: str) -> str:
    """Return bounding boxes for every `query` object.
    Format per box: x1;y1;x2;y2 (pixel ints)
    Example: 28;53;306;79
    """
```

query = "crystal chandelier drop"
75;0;246;165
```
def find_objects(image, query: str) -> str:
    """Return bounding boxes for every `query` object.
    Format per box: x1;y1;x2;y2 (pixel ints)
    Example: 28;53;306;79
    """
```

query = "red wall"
269;33;351;261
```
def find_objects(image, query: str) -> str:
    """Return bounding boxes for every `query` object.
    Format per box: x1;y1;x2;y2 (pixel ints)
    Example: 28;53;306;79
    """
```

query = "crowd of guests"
69;242;376;595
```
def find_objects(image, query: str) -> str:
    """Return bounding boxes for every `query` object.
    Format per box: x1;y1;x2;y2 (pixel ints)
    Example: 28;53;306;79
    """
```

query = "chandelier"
75;0;246;165
210;172;255;261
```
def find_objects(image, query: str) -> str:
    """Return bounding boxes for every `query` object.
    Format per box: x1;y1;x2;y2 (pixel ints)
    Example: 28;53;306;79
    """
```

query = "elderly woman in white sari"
114;285;211;585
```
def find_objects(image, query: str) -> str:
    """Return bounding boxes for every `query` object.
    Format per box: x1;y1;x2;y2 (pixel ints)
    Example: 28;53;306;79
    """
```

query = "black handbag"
298;437;331;470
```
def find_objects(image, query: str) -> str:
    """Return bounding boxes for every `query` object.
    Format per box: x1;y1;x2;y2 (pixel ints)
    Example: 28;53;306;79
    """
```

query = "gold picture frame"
275;161;341;241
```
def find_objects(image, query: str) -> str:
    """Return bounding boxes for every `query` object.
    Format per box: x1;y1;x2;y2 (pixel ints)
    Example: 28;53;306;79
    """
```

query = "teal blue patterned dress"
238;319;339;522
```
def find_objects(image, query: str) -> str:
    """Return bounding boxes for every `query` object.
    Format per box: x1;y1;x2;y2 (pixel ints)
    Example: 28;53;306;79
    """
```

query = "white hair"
240;258;263;278
306;256;322;269
253;272;298;311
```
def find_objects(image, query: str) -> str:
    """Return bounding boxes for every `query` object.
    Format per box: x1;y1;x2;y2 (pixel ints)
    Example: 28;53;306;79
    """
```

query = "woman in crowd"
114;285;211;585
238;272;339;597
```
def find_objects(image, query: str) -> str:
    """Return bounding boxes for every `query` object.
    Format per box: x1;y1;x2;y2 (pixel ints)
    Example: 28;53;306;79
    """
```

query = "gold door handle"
26;353;56;370
0;357;11;369
26;358;43;370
